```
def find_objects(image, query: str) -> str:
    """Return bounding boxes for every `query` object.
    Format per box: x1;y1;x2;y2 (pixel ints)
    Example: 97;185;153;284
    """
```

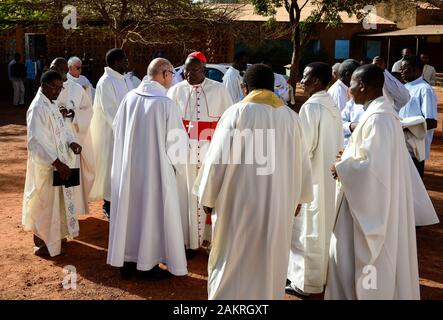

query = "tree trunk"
289;25;302;112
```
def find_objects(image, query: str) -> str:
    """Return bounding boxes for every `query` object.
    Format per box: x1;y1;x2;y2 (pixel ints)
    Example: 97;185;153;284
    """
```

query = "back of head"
243;63;274;92
147;58;172;78
307;62;332;88
234;51;248;63
14;52;21;61
106;48;125;67
403;55;424;72
353;64;384;89
339;59;360;79
40;70;63;85
50;57;68;68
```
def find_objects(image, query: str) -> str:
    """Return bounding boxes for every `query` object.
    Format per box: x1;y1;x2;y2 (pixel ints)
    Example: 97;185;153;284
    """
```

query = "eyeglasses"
75;66;82;70
43;83;64;91
164;70;175;77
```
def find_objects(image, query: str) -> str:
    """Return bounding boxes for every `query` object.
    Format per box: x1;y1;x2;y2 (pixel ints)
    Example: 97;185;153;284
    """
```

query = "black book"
53;168;80;187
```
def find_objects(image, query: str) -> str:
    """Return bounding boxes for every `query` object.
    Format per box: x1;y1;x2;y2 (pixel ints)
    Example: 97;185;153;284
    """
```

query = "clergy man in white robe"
193;64;314;300
328;59;359;113
23;70;83;257
89;48;133;217
326;64;436;300
286;62;343;296
50;58;95;215
107;58;188;279
222;51;249;103
67;56;95;102
168;52;233;251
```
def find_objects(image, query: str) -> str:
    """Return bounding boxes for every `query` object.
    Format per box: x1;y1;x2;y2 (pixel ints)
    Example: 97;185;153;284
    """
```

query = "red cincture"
183;120;218;141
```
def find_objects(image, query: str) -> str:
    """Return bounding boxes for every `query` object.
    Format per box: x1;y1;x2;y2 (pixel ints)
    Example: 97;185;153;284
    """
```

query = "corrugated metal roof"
361;25;443;36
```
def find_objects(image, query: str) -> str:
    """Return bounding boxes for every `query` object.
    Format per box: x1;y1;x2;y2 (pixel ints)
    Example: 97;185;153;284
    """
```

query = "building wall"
0;24;234;100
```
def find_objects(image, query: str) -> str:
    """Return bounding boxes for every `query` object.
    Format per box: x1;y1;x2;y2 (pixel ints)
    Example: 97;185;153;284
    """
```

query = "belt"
183;120;218;141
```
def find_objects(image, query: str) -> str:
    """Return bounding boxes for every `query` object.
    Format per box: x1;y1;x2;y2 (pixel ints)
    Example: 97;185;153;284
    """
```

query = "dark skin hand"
349;122;358;132
59;106;75;119
69;142;82;155
331;150;344;180
52;158;71;180
52;143;81;180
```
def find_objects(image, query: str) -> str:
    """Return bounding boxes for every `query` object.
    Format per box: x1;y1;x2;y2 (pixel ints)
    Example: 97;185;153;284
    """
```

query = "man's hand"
349;122;358;133
69;142;82;154
295;204;301;216
59;107;75;119
52;158;71;180
373;56;386;70
203;206;213;215
331;150;343;180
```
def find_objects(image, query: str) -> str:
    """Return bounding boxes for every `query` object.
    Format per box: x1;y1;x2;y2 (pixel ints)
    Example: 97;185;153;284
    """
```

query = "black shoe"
285;281;310;297
103;200;111;219
119;262;136;280
140;265;172;280
185;249;198;259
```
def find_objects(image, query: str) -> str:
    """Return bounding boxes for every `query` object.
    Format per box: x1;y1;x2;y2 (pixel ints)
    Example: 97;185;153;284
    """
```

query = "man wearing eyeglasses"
67;56;96;102
168;52;233;253
23;70;83;257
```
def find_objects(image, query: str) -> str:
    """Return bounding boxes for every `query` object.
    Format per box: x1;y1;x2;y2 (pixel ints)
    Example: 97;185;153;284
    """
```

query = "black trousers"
412;157;425;179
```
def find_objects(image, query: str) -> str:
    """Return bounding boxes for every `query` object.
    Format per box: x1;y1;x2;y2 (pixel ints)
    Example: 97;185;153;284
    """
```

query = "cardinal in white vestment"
51;58;95;215
22;71;83;257
326;64;437;300
107;58;188;279
286;63;343;296
193;64;313;300
168;52;233;250
89;49;133;216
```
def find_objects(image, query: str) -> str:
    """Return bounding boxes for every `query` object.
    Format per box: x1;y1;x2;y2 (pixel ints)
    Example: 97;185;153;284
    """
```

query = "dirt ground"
0;89;442;300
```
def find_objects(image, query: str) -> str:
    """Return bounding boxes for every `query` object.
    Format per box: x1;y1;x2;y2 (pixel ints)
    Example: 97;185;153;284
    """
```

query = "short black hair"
306;62;332;87
243;63;274;92
14;52;21;60
403;55;424;72
339;59;360;79
353;64;385;89
360;57;373;65
106;48;125;67
40;70;63;85
234;51;248;63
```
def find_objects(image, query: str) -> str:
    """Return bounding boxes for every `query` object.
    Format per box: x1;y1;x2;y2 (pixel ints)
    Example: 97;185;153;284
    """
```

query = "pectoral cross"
186;121;194;134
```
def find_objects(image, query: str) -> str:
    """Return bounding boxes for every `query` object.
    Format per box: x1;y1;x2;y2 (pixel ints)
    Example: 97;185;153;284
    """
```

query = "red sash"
183;120;218;141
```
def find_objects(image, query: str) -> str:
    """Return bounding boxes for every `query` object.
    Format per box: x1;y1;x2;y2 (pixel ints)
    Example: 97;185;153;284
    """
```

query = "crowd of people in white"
22;46;440;300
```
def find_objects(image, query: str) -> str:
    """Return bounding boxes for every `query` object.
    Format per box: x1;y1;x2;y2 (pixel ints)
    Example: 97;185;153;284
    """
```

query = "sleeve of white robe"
341;101;353;137
27;106;58;165
73;91;93;134
298;103;320;159
383;70;410;112
295;114;315;204
99;80;119;127
335;115;392;266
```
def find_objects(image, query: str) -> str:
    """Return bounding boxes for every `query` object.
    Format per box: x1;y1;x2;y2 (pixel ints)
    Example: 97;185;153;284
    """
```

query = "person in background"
420;53;436;86
392;48;412;73
10;53;26;107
